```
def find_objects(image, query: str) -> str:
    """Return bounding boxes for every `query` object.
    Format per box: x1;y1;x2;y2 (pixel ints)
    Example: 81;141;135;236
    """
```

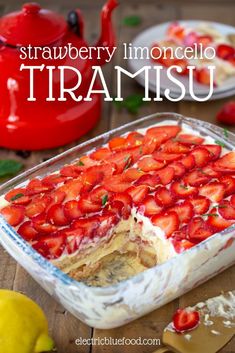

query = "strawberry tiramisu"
1;121;235;286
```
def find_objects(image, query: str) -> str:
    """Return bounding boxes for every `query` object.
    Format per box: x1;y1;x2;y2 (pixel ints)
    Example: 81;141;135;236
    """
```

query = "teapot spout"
95;0;118;66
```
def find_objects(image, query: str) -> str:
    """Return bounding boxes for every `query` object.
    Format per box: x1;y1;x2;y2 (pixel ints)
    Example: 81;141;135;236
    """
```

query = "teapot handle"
67;9;84;38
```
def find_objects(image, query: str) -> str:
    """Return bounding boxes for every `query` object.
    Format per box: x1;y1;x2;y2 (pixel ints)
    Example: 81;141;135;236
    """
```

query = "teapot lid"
0;3;67;46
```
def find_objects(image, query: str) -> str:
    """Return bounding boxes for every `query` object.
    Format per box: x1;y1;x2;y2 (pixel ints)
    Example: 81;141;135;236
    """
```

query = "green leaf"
78;160;84;166
123;15;142;27
215;140;226;147
113;94;145;114
101;194;108;206
10;193;24;201
223;128;229;138
202;213;218;218
0;160;23;178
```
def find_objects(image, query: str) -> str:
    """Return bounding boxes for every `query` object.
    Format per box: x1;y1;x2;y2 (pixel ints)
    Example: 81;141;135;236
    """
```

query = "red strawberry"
42;174;67;187
203;145;221;160
173;309;200;333
104;175;131;192
154;166;175;185
196;68;211;85
79;155;98;168
122;168;145;182
81;170;104;193
214;152;235;172
207;207;233;231
135;173;160;189
168;201;194;223
171;181;198;198
137;157;165;172
146;125;181;141
201;164;221;178
141;195;163;217
77;197;102;214
216;102;235;125
60;165;81;177
199;182;225;202
25;194;51;218
188;217;213;242
180;155;195;170
57;179;83;201
218;200;235;220
90;147;112;161
26;179;53;196
189;196;210;215
96;212;119;237
109;136;127;151
172;239;195;253
153;151;182;162
107;150;132;174
217;44;235;60
197;35;213;46
72;216;99;238
184;169;210;187
142;135;161;154
112;192;132;207
155;187;175;207
49;190;66;206
89;186;110;205
64;200;82;220
220;175;235;196
64;227;84;254
190;147;211;167
152;212;179;238
126;131;144;147
230;194;235;208
127;185;150;205
168;162;186;178
32;213;58;234
18;220;38;241
47;204;70;226
33;232;66;260
5;188;30;206
175;134;204;145
162;140;190;154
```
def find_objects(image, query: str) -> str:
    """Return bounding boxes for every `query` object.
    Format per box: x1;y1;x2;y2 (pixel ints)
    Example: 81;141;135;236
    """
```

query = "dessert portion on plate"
1;120;235;287
151;22;235;86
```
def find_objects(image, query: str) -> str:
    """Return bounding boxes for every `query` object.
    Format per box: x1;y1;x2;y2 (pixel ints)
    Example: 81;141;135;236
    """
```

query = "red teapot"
0;1;118;150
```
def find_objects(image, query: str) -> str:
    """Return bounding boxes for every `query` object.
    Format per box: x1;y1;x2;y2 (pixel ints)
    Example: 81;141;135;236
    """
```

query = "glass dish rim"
0;111;235;293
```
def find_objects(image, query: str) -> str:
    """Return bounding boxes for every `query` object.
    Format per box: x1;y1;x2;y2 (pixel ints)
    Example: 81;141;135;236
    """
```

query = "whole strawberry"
216;101;235;125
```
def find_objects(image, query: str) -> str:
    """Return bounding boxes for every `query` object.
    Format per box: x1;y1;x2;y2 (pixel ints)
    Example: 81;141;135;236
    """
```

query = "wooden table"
0;0;235;352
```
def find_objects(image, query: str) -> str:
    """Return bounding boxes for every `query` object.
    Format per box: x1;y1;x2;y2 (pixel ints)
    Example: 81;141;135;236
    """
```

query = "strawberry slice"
180;155;195;170
89;186;110;205
72;216;99;238
168;201;194;223
64;200;82;220
33;232;66;260
142;135;161;154
216;102;235;125
203;145;221;160
137;156;165;172
109;136;127;151
32;213;58;234
47;204;70;226
77;197;102;214
25;194;51;218
175;134;204;145
64;227;84;254
154;166;175;185
201;164;221;178
49;190;66;206
122;168;145;182
1;205;25;226
42;174;67;187
153;151;182;162
154;187;175;207
199;182;225;203
220;175;235;196
168;162;186;178
26;178;53;196
173;309;200;333
110;193;132;219
190;147;211;167
152;212;179;238
135;173;160;189
111;192;132;207
207;207;233;231
90;147;112;161
171;181;198;198
18;220;38;241
60;165;82;178
126;131;144;147
230;194;235;208
140;195;163;217
172;239;195;253
57;178;83;201
104;175;131;192
197;35;213;46
189;196;210;215
217;44;235;60
218;200;235;220
146;125;181;141
127;185;150;205
81;169;104;193
5;188;30;205
96;212;119;237
184;169;210;187
188;217;213;243
107;150;132;174
162;140;190;154
214;152;235;172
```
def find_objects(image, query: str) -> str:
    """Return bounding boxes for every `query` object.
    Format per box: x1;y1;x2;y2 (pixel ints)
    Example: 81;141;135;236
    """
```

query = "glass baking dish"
0;112;235;329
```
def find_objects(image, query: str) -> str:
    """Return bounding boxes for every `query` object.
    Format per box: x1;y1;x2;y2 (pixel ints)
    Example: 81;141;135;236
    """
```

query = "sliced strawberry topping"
49;190;66;206
135;173;160;189
218;200;235;220
142;135;161;154
81;170;104;193
64;200;82;220
207;207;233;231
175;133;204;146
173;309;200;333
112;192;132;207
171;181;198;198
190;147;211;167
154;166;175;185
127;185;149;205
26;178;53;196
153;151;182;162
141;195;163;217
220;175;235;196
18;220;38;241
1;205;25;226
168;162;186;178
89;186;110;205
189;196;210;215
42;174;67;187
33;232;66;260
155;187;175;207
5;188;30;205
25;194;51;218
203;145;221;160
90;147;112;161
126;131;144;147
77;196;102;214
32;213;58;234
216;102;235;125
217;44;235;60
214;152;235;172
104;175;131;192
169;201;194;223
231;194;235;208
109;136;127;151
107;150;132;174
180;154;195;170
122;168;145;182
57;179;82;200
172;239;195;253
184;169;210;187
201;164;221;178
147;125;181;141
199;182;225;203
137;156;165;172
72;216;99;238
47;204;70;226
60;165;81;178
188;217;213;243
162;140;190;154
96;212;119;237
64;227;84;254
152;212;179;238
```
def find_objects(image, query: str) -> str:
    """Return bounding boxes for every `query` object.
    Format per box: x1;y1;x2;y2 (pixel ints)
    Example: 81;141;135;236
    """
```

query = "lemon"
0;289;54;353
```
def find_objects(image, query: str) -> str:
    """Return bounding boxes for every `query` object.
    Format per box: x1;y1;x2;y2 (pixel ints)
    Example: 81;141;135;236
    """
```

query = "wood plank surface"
0;1;234;352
